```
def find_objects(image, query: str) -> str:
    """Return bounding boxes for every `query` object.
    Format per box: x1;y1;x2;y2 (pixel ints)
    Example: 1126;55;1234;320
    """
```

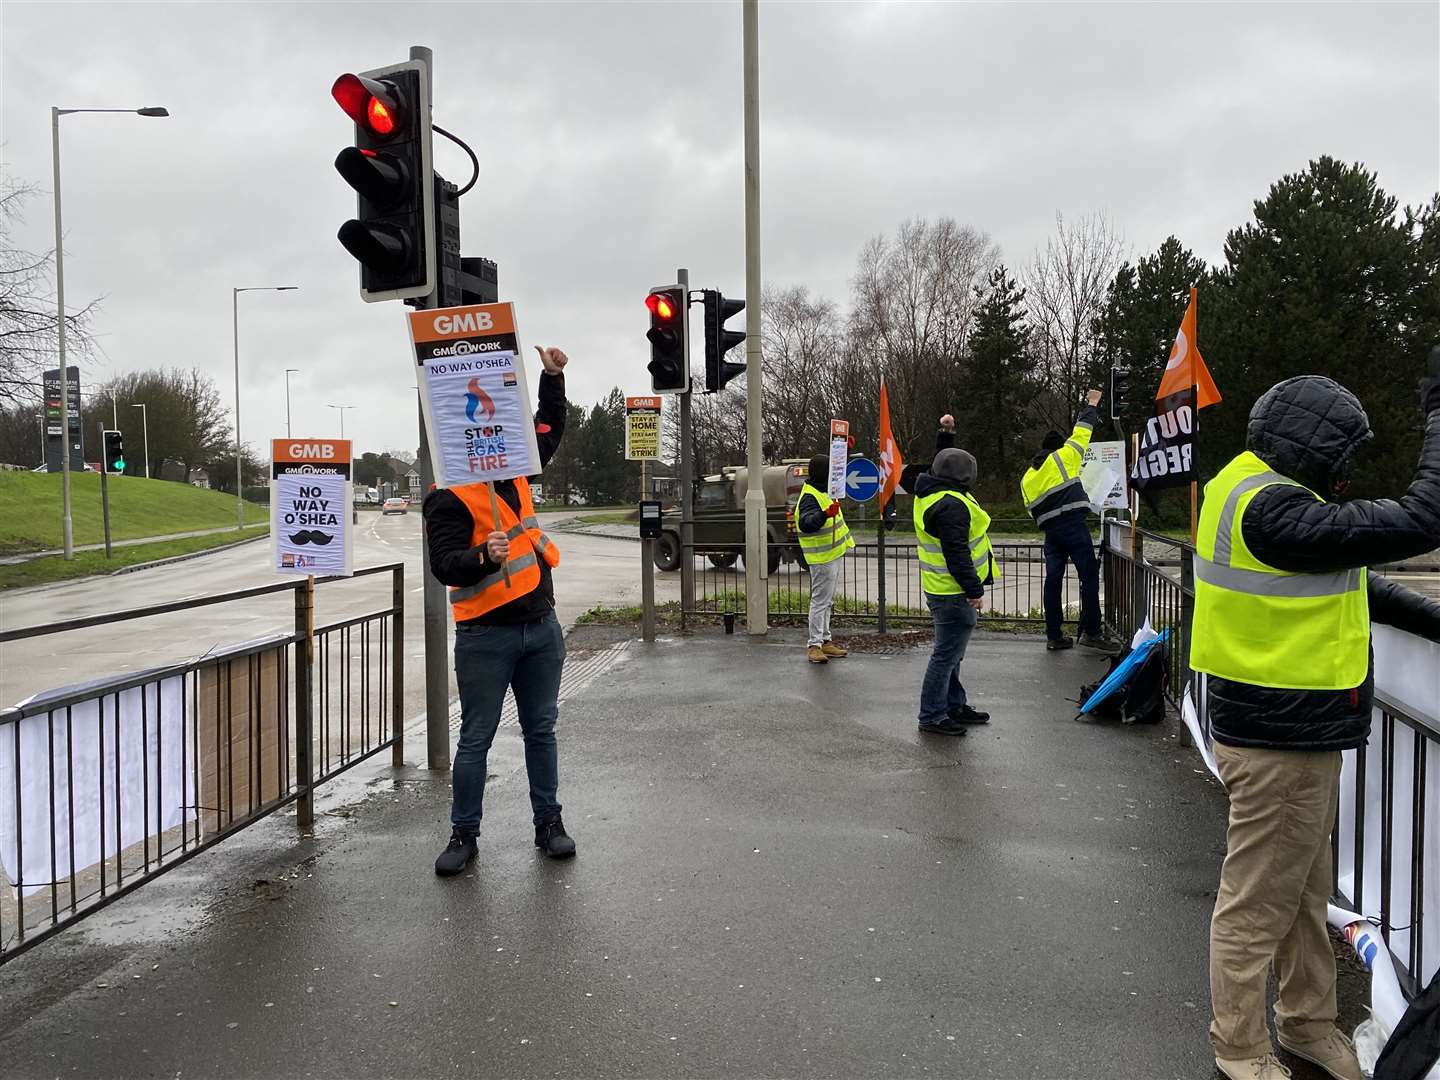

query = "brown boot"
821;642;848;659
807;645;828;664
1215;1053;1291;1080
1277;1028;1361;1080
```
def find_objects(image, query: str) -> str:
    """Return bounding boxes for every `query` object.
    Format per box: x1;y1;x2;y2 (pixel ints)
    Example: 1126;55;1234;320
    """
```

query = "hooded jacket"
912;470;989;599
1207;375;1440;751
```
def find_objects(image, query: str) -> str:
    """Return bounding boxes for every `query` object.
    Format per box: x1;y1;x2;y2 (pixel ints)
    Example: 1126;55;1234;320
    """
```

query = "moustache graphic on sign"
288;530;334;546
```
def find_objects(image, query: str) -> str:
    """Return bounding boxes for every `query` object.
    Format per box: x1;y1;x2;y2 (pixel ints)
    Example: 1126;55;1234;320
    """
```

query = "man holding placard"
795;452;855;664
421;337;576;875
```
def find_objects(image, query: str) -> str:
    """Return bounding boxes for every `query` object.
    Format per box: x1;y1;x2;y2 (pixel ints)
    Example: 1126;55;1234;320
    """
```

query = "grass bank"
0;472;267;555
0;525;269;590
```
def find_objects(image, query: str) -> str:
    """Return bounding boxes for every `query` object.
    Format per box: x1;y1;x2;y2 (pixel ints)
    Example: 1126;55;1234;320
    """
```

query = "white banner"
270;439;353;577
1081;440;1129;511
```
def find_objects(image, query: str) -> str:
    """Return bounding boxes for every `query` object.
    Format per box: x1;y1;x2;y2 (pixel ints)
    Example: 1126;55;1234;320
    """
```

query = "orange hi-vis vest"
447;477;560;622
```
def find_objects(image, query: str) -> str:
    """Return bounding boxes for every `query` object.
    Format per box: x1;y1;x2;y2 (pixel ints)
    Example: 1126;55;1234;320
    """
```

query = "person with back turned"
1020;388;1118;653
1196;367;1440;1080
795;454;855;664
913;446;996;734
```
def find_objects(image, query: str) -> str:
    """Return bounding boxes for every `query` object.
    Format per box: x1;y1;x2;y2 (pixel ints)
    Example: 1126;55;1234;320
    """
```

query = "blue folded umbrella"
1078;629;1171;716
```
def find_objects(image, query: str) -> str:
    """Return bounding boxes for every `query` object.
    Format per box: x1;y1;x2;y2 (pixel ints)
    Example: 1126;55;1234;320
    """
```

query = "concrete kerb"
110;532;270;576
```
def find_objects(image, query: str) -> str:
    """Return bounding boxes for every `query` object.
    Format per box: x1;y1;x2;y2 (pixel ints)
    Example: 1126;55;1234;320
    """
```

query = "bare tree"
849;217;997;460
1023;211;1126;428
761;285;845;459
0;173;99;407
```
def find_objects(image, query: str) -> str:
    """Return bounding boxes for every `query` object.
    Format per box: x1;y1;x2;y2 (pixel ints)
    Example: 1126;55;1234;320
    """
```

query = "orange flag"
878;378;903;509
1156;287;1222;409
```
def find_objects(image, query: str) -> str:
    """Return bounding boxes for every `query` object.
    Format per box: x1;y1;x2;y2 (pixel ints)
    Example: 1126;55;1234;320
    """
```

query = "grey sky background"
3;1;1437;457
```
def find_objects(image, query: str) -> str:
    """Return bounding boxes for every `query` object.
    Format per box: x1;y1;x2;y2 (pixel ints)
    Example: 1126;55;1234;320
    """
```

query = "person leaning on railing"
1194;369;1440;1080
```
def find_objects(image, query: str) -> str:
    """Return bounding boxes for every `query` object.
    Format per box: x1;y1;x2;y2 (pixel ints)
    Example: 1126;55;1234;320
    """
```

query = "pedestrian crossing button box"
639;500;662;539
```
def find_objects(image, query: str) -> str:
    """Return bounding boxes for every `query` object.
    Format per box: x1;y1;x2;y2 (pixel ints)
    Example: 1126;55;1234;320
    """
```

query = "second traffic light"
702;290;746;393
332;60;435;303
1109;366;1132;420
646;286;688;393
102;429;125;474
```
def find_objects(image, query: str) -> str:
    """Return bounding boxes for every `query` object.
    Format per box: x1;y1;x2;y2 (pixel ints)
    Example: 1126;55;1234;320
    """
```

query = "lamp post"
129;402;150;478
233;285;298;528
284;368;300;438
326;404;355;439
52;105;168;559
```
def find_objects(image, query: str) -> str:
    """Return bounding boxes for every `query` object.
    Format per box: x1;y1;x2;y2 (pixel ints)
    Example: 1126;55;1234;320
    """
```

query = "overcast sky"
3;1;1436;457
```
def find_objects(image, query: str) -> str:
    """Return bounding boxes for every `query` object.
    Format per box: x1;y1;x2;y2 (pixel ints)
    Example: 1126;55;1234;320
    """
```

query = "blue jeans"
918;594;978;724
1043;516;1101;640
451;612;565;834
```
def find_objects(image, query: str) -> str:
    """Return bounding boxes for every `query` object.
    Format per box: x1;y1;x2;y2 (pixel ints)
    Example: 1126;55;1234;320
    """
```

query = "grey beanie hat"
931;448;977;485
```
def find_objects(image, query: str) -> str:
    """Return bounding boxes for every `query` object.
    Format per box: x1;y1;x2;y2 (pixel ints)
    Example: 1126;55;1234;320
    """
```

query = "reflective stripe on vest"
446;477;561;621
914;488;998;595
1021;420;1095;527
1189;450;1369;690
794;484;854;565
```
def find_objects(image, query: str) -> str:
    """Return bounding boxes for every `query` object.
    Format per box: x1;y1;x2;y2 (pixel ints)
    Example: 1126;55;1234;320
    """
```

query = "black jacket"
422;372;567;626
913;472;989;599
1209;377;1440;751
796;489;832;535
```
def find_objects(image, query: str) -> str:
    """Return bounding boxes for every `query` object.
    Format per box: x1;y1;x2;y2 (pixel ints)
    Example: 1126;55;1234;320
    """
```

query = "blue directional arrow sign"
843;457;882;501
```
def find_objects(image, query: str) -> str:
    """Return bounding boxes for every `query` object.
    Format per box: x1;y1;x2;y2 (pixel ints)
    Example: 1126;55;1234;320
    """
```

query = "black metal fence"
0;564;404;965
681;518;1084;633
1100;522;1194;702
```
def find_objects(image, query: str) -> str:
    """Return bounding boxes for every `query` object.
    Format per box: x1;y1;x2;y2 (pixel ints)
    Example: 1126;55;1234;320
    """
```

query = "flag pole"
1190;286;1200;546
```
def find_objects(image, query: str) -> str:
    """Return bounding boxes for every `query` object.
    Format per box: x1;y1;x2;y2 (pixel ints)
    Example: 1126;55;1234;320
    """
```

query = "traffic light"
1109;366;1132;420
646;285;688;393
103;430;125;474
702;289;746;393
332;60;434;302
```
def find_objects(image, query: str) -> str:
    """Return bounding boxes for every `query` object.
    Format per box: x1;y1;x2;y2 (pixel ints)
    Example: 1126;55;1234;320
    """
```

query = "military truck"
652;461;811;574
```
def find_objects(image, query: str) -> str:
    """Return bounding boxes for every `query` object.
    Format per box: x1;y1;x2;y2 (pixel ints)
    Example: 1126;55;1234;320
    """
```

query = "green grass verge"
0;472;267;555
0;525;270;590
568;510;639;527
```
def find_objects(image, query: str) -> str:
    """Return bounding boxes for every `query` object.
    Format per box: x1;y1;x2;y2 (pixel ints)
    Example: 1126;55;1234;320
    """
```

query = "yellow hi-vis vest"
1020;417;1095;527
794;483;854;565
1190;450;1369;690
914;488;998;596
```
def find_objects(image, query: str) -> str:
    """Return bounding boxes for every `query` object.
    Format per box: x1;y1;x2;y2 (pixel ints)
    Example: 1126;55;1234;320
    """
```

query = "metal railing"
0;564;404;965
1100;522;1194;702
680;518;1086;632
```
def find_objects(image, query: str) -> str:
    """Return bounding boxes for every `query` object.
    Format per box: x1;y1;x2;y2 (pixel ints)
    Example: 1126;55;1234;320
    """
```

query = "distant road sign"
844;457;882;501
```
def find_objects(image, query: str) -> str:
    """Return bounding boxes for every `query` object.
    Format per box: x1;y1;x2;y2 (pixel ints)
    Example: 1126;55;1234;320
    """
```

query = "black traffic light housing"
332;61;435;302
1109;366;1132;420
102;429;125;474
646;285;689;393
702;289;746;393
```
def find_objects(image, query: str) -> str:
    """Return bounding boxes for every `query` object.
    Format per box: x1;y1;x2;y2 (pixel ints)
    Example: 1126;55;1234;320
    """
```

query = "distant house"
189;468;210;489
405;469;421;493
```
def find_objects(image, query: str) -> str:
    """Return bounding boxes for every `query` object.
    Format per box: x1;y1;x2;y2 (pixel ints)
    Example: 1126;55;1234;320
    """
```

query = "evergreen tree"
960;265;1038;499
1095;236;1209;398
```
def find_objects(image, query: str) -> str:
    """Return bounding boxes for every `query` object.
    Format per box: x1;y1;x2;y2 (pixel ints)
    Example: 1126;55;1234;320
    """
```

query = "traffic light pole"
677;267;696;626
97;425;112;559
742;0;768;635
410;43;453;773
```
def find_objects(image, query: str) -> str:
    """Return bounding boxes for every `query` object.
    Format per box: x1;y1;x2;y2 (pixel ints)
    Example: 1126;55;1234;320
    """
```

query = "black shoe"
1078;632;1122;655
535;815;577;859
1046;635;1075;651
948;705;990;725
434;830;477;876
918;717;969;737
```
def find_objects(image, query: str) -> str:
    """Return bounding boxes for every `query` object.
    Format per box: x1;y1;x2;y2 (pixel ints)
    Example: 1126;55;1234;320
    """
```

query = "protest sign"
1080;440;1129;511
827;420;849;499
625;396;663;460
271;439;352;576
407;303;542;487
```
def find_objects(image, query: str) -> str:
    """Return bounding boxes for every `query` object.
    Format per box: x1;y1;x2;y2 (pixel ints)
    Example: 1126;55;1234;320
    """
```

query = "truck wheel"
708;553;738;569
654;531;682;572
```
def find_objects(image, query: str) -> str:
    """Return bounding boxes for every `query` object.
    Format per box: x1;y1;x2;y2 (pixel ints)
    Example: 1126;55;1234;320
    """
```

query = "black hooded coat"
1207;375;1440;751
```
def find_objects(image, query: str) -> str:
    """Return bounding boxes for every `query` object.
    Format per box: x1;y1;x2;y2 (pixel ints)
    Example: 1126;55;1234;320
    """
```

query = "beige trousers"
1209;741;1342;1060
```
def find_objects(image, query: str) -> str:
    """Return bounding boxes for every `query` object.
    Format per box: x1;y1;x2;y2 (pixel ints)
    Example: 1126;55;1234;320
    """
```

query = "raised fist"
939;414;955;432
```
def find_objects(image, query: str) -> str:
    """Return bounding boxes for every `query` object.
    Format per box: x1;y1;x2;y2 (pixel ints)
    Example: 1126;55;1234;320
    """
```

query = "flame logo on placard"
465;378;496;423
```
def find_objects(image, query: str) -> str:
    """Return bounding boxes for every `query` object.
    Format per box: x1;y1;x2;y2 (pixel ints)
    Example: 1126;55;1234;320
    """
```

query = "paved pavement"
0;627;1275;1079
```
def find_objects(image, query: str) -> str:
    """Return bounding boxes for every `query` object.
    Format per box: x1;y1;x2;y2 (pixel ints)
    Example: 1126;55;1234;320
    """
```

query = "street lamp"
284;368;300;438
129;403;150;479
233;285;298;528
326;404;355;439
52;104;168;559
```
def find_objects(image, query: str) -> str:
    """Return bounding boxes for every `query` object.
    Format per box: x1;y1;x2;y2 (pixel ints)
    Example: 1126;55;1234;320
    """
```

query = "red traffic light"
332;73;402;137
646;292;678;321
